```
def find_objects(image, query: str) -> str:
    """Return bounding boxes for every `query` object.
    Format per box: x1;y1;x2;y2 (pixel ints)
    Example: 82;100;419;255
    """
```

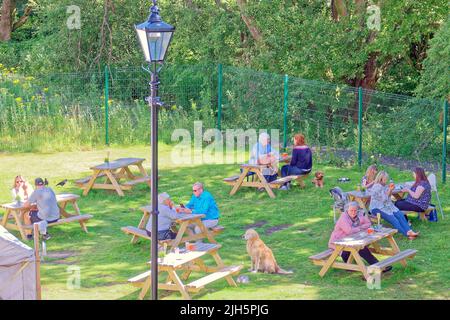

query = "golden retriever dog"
243;229;293;274
312;171;324;188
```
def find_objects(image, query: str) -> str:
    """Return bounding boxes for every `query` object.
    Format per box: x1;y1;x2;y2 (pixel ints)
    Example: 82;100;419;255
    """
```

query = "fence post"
443;99;448;184
283;74;288;149
358;87;363;168
104;66;109;145
217;64;223;131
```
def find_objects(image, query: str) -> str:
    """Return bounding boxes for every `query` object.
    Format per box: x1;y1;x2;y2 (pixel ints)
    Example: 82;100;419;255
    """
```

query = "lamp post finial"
149;0;161;23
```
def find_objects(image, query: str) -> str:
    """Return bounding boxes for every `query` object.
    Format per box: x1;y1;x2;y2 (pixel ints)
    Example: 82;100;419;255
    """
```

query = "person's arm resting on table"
403;185;425;199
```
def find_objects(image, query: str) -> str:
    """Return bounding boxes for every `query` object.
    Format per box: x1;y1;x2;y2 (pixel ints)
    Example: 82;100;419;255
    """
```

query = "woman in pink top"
328;202;391;272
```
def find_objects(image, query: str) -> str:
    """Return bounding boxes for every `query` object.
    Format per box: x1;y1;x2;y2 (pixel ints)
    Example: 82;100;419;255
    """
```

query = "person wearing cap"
23;178;60;240
178;182;220;234
145;192;178;240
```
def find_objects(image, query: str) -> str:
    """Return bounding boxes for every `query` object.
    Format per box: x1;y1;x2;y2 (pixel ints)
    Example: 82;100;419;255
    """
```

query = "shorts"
146;229;177;240
29;210;59;224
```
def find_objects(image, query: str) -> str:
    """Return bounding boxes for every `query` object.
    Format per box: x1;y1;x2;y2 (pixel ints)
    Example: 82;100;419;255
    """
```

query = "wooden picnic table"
76;157;151;197
225;164;277;198
223;162;310;197
347;183;412;213
128;242;242;300
122;209;220;248
310;227;417;281
0;193;92;240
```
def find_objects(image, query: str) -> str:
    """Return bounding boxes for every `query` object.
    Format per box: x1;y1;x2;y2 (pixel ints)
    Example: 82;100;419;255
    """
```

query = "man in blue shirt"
179;182;220;234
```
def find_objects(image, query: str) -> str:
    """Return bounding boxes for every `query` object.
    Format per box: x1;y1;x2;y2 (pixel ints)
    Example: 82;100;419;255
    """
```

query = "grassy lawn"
0;145;449;300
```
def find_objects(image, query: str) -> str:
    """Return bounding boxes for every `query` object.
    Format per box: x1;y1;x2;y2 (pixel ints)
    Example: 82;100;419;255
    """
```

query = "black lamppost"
135;0;175;300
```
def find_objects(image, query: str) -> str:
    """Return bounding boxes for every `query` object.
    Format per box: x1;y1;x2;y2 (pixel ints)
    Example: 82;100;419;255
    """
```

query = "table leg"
11;209;27;240
138;274;152;300
211;251;237;287
1;208;10;227
59;202;70;218
230;168;249;196
83;169;102;196
104;170;125;197
136;163;151;187
171;222;189;248
348;248;369;279
167;269;191;300
319;247;343;277
123;166;136;180
193;218;217;244
254;168;275;198
132;211;150;244
72;201;82;216
113;168;126;183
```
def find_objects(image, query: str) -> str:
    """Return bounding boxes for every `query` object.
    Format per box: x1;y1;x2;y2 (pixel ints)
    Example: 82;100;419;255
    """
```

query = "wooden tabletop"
148;243;221;268
347;190;371;199
240;164;268;170
1;193;80;210
90;158;145;170
332;227;397;248
139;207;205;222
348;182;413;199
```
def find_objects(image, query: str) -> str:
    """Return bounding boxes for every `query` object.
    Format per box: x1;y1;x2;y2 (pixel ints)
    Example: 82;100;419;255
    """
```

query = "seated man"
145;192;178;241
248;132;279;184
23;178;60;241
178;182;220;235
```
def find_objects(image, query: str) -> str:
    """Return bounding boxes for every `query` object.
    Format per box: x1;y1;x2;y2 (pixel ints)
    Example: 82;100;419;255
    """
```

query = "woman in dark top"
280;133;312;190
395;167;432;222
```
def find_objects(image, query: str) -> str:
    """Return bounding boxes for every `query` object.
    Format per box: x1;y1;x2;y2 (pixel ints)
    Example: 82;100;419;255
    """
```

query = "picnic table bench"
128;243;242;300
121;207;223;248
76;158;152;197
309;227;417;282
0;193;92;240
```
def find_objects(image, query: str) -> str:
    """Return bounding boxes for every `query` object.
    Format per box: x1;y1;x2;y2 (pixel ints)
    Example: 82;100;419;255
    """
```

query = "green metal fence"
0;63;448;182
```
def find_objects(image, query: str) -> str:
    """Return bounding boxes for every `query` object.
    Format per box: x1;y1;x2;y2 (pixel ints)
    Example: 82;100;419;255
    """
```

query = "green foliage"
415;18;450;101
1;0;448;100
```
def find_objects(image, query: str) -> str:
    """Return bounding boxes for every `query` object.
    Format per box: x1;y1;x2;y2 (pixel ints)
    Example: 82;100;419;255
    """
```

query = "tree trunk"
0;0;15;42
12;5;32;31
237;0;263;43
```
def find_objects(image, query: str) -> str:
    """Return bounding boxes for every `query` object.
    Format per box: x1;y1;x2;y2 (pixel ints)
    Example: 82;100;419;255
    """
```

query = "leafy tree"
415;18;450;102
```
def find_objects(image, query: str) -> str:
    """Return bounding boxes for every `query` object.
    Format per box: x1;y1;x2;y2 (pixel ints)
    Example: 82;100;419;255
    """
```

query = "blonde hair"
12;175;25;189
374;171;389;185
365;165;378;182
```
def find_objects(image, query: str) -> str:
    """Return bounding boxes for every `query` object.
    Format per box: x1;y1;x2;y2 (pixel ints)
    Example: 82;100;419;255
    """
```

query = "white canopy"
0;225;37;300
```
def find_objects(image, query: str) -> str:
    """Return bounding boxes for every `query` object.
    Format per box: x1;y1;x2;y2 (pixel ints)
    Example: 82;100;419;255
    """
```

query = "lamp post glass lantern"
135;0;174;301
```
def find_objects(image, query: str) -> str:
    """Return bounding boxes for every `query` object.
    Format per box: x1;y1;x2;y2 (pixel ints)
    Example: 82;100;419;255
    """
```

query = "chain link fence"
0;63;448;181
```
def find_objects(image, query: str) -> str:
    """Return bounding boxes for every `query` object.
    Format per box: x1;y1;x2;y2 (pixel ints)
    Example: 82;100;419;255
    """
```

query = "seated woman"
395;167;431;222
11;175;34;201
361;164;378;190
280;133;312;190
328;201;391;272
367;171;419;240
248;132;279;184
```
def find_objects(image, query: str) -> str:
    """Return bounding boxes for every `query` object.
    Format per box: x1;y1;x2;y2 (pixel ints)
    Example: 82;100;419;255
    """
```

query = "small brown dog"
312;171;324;188
243;229;293;274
